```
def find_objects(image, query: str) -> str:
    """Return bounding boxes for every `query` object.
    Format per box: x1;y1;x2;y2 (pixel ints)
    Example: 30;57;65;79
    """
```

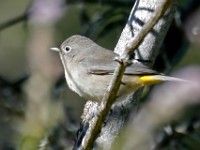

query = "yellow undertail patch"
139;75;163;85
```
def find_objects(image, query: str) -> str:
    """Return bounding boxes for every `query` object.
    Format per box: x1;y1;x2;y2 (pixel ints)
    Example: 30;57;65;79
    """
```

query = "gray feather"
152;75;189;83
80;57;158;75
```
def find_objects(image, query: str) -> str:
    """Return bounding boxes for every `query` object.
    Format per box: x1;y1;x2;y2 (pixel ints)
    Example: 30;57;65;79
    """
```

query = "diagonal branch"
80;0;172;149
0;0;132;32
0;13;27;31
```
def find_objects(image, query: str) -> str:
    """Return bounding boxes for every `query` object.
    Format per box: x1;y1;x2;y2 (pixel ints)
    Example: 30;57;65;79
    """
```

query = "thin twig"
0;0;132;32
81;0;172;149
0;13;27;31
0;0;134;31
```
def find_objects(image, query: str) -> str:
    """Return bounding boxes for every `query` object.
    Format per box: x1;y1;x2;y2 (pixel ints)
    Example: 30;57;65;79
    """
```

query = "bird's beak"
50;47;60;52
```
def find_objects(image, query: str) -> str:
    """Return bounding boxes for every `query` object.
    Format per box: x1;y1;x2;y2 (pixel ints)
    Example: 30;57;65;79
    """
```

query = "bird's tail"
139;75;189;85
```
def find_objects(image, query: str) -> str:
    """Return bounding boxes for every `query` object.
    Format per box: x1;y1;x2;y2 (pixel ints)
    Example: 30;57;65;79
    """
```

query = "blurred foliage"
0;0;199;149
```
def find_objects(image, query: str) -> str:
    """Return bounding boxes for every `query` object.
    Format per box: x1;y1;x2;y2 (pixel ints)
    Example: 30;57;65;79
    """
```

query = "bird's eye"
64;46;71;52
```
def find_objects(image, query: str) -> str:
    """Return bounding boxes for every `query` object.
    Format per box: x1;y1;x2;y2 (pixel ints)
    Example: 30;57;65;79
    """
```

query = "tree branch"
0;13;27;31
79;0;172;149
0;0;133;32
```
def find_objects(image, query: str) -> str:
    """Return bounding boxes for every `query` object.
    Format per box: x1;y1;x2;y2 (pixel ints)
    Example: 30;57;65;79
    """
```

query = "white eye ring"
64;46;71;52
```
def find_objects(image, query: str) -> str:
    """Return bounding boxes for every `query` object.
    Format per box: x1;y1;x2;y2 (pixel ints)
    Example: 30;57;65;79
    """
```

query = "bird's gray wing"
80;57;159;75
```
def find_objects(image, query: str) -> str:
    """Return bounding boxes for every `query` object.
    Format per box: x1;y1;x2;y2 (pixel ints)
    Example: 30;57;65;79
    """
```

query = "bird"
51;35;186;102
